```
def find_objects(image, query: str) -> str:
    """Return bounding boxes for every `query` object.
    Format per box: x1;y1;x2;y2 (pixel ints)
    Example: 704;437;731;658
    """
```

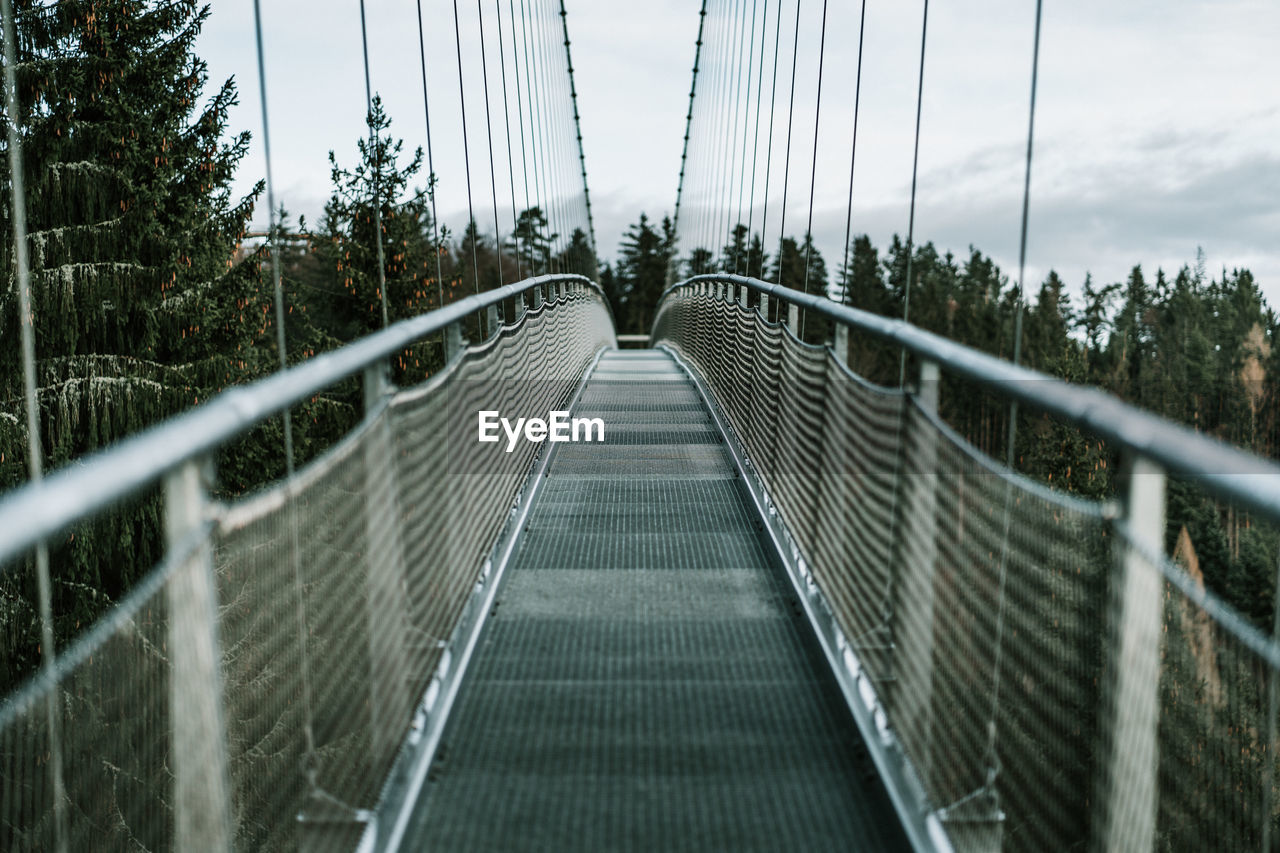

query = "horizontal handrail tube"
0;274;602;565
658;274;1280;522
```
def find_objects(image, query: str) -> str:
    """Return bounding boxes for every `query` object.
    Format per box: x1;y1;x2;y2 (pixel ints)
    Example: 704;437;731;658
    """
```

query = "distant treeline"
607;215;1279;626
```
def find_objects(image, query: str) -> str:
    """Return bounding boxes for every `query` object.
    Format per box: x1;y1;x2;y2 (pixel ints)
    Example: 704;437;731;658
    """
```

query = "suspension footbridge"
3;1;1280;852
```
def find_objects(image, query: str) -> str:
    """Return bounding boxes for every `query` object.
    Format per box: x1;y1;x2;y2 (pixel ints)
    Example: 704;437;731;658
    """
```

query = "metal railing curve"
0;274;615;852
653;273;1280;853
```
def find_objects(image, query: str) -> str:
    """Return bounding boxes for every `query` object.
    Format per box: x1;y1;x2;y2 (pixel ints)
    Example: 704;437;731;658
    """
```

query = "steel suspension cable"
671;1;709;280
252;0;295;473
694;4;728;260
476;0;506;286
899;0;929;387
519;0;551;272
732;0;760;277
799;0;829;336
537;0;569;265
838;0;868;305
986;0;1043;787
538;0;567;269
358;0;392;326
508;0;534;271
415;0;448;312
716;0;746;267
494;0;523;280
774;0;802;283
756;0;784;280
559;1;596;266
251;2;320;809
721;0;749;269
451;0;483;293
743;0;771;278
703;2;733;262
1;2;67;849
535;0;565;271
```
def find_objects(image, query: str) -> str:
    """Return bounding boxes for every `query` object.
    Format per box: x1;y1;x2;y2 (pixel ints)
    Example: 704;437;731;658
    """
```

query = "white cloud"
197;0;1280;306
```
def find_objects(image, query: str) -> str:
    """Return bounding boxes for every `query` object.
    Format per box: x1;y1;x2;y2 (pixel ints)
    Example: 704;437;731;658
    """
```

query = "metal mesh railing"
653;277;1280;852
0;278;613;851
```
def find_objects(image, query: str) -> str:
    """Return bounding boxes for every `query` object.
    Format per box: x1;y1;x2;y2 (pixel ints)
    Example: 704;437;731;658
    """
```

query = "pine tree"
314;96;442;345
684;246;714;278
505;206;554;275
1;0;270;684
721;223;748;274
557;227;596;279
617;213;674;334
310;96;449;388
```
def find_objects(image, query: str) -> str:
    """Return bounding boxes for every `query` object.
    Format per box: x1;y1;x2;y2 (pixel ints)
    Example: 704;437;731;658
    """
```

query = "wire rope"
559;1;596;267
732;0;760;277
899;0;929;387
476;0;506;287
358;0;392;325
721;0;749;270
774;0;802;284
451;0;484;293
1;3;67;849
756;0;785;281
838;0;869;306
494;0;523;280
743;0;771;280
671;1;709;281
415;0;448;313
799;0;829;335
986;0;1043;790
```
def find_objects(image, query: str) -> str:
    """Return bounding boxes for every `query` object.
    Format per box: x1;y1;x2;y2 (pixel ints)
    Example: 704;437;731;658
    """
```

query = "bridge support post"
445;321;464;363
761;292;770;322
1101;453;1165;852
531;284;543;309
361;396;413;790
165;458;232;853
787;301;799;332
486;304;500;341
833;324;849;367
891;359;939;796
739;283;748;308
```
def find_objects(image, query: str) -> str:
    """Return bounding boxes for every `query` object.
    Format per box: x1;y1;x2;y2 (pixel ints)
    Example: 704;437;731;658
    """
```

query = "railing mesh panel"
0;284;612;851
653;283;1280;851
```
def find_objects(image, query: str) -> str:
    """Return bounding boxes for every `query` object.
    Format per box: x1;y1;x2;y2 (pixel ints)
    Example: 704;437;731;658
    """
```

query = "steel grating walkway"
404;349;909;851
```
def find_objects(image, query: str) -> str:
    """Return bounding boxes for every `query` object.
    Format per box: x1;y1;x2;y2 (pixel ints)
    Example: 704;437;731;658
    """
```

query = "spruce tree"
505;206;553;275
1;0;270;683
617;213;674;334
312;96;446;384
556;226;595;279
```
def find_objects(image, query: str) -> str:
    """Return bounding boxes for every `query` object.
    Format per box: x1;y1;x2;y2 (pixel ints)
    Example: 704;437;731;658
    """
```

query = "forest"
2;0;1279;700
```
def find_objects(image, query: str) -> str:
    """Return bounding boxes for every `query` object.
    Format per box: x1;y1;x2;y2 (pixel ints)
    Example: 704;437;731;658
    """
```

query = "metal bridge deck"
403;349;908;851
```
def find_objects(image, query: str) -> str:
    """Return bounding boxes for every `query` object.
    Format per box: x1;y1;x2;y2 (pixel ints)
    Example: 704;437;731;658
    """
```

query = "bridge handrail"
0;273;603;566
661;273;1280;523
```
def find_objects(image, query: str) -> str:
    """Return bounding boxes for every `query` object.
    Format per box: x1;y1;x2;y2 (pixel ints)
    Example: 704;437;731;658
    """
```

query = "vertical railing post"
1102;453;1165;852
787;301;800;331
531;284;543;309
761;292;771;321
892;359;940;793
165;458;232;852
445;320;464;363
833;324;849;367
739;283;748;309
361;360;411;777
486;304;500;341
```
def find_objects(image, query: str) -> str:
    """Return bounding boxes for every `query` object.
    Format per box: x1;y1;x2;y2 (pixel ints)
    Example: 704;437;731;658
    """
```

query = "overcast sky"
199;0;1280;308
